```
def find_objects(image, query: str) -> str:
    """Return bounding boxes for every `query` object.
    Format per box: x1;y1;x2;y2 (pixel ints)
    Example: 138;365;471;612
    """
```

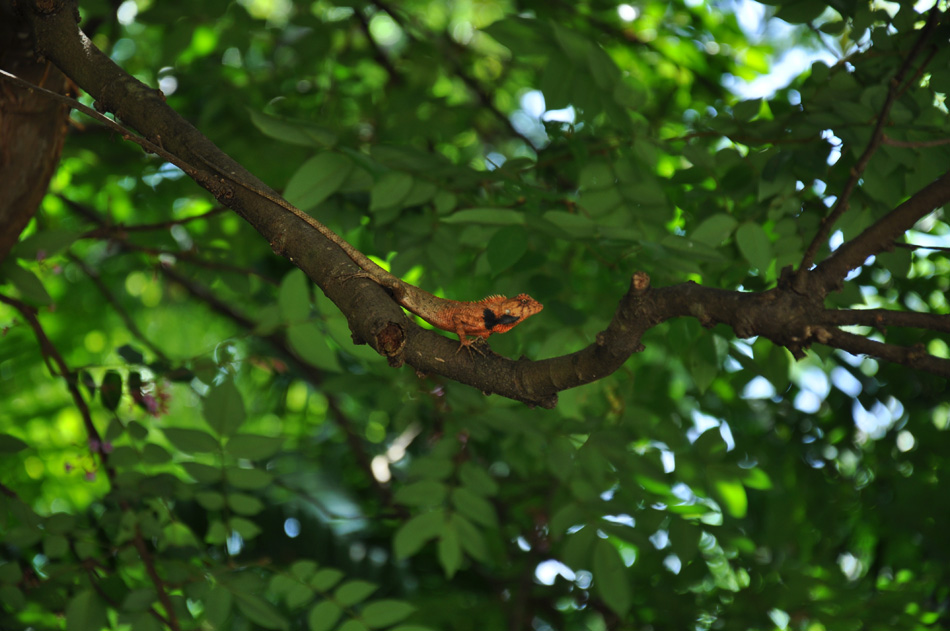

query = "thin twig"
0;293;110;476
67;253;168;361
79;206;227;238
370;0;537;148
132;524;181;631
882;134;950;148
893;241;950;254
156;265;397;509
797;7;941;277
820;308;950;333
353;8;402;85
825;327;949;377
0;68;201;179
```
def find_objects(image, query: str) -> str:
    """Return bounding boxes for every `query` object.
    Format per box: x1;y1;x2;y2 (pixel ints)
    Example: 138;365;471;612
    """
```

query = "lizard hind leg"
453;328;488;356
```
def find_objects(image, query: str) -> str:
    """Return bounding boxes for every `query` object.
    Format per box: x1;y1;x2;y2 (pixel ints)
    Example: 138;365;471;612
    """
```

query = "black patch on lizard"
483;308;520;331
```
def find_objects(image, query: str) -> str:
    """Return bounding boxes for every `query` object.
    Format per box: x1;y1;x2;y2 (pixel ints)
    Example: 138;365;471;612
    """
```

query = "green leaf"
433;190;457;214
195;491;226;511
142;443;172;464
393;480;447;507
714;479;748;518
43;534;68;558
735;222;772;273
229;516;262;539
110;445;140;467
163;427;220;454
579;162;615;189
370;171;415;212
409;456;454;480
204;585;233;629
285;152;354;210
458;462;498;497
3;263;52;305
66;590;107;631
402;180;438;208
338;621;370;631
0;434;28;454
203;379;246;437
733;98;761;121
486;226;528;274
162;522;200;549
226;434;283;460
249;110;337;148
122;587;158;612
288;322;343;372
233;591;289;630
0;586;25;611
592;539;631;618
441;208;526;226
206;520;229;544
226;466;273;490
291;560;319;581
117;344;145;364
450;487;497;528
691;214;738;246
688;333;719;393
182;462;222;483
452;513;489;562
10;229;81;260
128;612;163;631
541;210;597;237
227;493;265;516
334;579;377;607
308;600;343;631
100;370;123;411
360;600;415;628
0;563;23;583
742;467;773;490
394;510;445;559
438;520;463;578
279;269;311;323
775;1;826;24
45;512;76;534
310;568;345;592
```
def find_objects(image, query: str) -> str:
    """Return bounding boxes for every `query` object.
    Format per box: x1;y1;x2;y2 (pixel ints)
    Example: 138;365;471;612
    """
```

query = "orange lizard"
207;165;543;349
318;227;543;349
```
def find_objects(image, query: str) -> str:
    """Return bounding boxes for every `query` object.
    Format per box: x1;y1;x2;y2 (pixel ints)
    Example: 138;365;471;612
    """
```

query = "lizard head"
502;294;543;321
482;293;543;333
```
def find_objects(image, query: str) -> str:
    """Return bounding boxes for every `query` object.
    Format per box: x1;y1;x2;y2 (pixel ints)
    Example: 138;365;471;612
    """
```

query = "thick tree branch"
11;0;947;411
809;169;950;293
0;2;70;262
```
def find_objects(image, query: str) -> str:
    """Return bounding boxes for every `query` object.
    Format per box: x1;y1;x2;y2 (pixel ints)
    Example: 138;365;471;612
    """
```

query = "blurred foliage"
2;0;949;629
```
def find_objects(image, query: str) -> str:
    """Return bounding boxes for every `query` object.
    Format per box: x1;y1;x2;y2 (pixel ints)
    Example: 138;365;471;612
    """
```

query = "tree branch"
809;168;950;293
0;293;113;478
10;0;947;411
824;328;950;378
797;6;942;281
820;308;950;334
132;524;181;631
67;252;169;361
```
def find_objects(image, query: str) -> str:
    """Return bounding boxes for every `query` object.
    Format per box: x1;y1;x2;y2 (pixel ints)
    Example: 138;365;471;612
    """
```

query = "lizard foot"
456;338;490;357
